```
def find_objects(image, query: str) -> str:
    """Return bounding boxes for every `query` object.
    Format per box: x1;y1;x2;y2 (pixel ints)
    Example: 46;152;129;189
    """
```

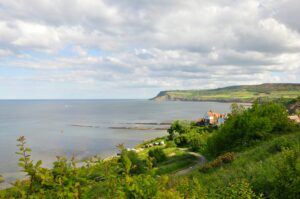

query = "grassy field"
152;83;300;102
135;139;199;176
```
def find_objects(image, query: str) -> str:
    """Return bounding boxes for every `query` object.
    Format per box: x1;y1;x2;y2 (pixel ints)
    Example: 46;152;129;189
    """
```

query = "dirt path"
175;151;207;176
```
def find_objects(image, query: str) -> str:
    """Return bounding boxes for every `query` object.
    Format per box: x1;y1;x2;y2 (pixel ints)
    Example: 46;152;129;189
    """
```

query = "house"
288;115;300;123
204;111;226;126
196;117;205;125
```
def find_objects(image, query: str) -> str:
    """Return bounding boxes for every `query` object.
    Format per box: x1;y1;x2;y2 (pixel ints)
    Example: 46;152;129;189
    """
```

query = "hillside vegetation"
152;83;300;102
1;101;300;198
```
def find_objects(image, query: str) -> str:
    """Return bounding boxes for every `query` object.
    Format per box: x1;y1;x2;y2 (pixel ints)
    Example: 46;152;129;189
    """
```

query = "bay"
0;99;232;185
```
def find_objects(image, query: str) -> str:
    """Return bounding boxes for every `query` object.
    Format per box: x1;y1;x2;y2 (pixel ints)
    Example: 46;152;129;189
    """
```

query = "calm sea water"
0;99;231;185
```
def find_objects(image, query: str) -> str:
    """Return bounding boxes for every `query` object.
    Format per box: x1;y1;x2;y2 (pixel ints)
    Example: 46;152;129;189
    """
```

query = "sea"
0;99;232;187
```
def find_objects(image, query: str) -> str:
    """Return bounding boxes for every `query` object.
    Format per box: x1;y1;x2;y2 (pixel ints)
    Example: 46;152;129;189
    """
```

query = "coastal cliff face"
151;83;300;103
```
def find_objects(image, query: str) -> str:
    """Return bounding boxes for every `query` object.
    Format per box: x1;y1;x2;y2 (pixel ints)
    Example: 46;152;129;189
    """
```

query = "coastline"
151;98;254;105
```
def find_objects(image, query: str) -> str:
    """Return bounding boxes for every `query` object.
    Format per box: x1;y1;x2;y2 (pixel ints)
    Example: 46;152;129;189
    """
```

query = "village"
196;110;227;126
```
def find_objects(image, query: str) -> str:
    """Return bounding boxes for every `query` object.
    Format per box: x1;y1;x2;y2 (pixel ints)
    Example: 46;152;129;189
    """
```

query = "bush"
165;140;176;148
206;102;294;157
189;134;202;151
189;132;210;152
120;149;148;175
6;136;96;198
271;147;300;199
124;174;158;199
268;137;296;153
0;175;3;184
167;120;207;140
148;148;167;165
199;152;234;173
174;135;189;147
167;120;191;140
168;176;207;198
221;179;264;199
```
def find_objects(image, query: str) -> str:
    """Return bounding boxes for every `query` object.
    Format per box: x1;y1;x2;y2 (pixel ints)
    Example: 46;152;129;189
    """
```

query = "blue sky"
0;0;300;99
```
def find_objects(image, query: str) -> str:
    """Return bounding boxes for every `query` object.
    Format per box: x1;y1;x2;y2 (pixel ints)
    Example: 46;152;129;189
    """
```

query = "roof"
288;115;300;123
206;111;222;118
196;117;204;122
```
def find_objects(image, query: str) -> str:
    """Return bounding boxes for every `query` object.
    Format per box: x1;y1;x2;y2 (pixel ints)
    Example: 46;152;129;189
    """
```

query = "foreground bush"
167;176;207;199
199;152;234;173
221;180;264;199
1;136;98;198
119;147;148;175
271;147;300;199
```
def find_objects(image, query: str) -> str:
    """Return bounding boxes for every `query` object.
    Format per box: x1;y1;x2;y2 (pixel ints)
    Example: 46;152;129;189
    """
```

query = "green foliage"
167;176;207;199
148;148;167;165
168;120;209;151
271;147;300;199
221;179;264;199
154;154;197;175
124;174;158;199
189;133;202;151
230;103;245;116
165;140;176;148
268;137;296;153
206;102;295;157
167;120;191;140
0;175;3;184
119;148;148;175
5;136;97;198
174;134;189;147
153;189;182;199
87;159;124;198
199;152;234;173
189;132;210;152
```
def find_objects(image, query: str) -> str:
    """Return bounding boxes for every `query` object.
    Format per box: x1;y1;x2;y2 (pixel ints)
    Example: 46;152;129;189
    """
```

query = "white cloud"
0;0;299;98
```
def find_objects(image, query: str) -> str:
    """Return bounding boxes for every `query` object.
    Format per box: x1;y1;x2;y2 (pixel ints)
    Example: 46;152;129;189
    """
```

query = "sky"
0;0;300;99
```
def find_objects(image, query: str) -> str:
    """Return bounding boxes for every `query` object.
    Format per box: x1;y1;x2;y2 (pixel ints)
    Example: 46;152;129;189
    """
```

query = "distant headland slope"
151;83;300;102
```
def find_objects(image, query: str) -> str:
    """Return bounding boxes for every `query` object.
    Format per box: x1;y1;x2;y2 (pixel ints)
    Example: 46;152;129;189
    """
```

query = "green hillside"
152;83;300;102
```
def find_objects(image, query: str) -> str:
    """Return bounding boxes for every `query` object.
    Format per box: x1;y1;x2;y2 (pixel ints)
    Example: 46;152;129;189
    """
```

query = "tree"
0;175;4;184
230;103;245;116
148;148;167;165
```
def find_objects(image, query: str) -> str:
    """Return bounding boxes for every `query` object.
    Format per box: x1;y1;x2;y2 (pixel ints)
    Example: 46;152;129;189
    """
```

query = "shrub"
167;120;191;140
167;176;207;198
120;149;148;175
189;134;202;151
268;137;295;153
154;189;182;199
124;174;158;199
0;175;3;184
199;152;234;173
221;179;264;199
206;102;294;157
8;136;95;198
271;147;300;199
189;132;210;152
174;135;189;147
148;148;167;165
165;140;176;148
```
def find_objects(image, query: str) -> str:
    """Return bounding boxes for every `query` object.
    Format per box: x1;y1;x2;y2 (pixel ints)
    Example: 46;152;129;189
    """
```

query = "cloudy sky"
0;0;300;99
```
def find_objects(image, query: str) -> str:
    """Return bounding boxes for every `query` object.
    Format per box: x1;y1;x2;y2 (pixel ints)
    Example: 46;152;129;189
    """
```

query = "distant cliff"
151;83;300;102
